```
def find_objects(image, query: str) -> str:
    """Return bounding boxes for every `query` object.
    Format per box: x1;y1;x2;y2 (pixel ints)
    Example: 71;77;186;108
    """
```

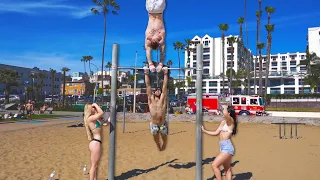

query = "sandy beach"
0;115;319;180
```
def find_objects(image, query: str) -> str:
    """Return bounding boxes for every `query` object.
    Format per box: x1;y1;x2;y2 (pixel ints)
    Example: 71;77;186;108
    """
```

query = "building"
308;27;320;57
71;72;84;82
0;64;63;100
253;52;309;94
60;79;86;96
183;34;253;94
182;34;312;95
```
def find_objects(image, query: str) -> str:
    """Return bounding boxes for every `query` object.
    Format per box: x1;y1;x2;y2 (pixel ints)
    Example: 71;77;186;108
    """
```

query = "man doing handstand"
144;66;169;151
145;0;166;73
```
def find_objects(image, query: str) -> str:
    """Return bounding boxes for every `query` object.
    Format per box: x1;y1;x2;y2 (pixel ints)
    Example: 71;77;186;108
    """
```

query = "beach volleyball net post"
108;44;118;180
196;43;203;180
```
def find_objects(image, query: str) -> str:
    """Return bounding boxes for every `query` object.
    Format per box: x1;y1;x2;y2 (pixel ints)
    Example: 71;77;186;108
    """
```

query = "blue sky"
0;0;319;78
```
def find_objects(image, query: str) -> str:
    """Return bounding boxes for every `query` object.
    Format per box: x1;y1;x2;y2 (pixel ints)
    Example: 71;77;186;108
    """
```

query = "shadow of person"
109;159;178;180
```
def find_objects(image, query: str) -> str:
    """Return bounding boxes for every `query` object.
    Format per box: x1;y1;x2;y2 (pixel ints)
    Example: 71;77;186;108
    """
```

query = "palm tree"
254;10;262;94
227;36;237;93
218;24;229;94
91;0;120;102
37;73;45;101
263;6;276;96
81;56;87;73
244;0;250;94
257;43;265;96
61;67;70;107
238;17;244;41
166;60;173;67
173;41;185;95
86;56;94;75
238;17;249;93
0;69;19;104
50;68;56;97
29;73;37;100
105;61;112;92
264;24;275;96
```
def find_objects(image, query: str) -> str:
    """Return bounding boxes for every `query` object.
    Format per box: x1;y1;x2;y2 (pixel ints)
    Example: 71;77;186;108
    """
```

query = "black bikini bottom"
92;138;102;143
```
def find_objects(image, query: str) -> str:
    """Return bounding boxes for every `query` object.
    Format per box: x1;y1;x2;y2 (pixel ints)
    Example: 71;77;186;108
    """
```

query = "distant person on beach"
201;105;238;180
25;100;33;121
83;103;109;180
144;66;169;151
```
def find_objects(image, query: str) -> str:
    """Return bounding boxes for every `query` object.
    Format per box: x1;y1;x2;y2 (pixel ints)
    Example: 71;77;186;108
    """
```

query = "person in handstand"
145;0;166;73
144;66;169;151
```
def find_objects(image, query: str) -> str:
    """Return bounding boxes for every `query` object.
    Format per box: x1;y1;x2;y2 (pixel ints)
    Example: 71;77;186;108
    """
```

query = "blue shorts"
150;121;168;135
220;139;235;155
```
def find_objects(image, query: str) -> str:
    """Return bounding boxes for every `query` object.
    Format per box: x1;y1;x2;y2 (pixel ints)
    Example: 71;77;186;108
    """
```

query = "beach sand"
0;120;319;180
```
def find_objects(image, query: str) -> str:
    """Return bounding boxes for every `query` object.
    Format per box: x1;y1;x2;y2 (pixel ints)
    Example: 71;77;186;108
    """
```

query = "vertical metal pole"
123;90;126;133
279;124;281;139
284;123;286;139
295;124;298;139
108;44;118;180
166;94;169;134
290;124;293;139
133;51;138;113
196;44;203;180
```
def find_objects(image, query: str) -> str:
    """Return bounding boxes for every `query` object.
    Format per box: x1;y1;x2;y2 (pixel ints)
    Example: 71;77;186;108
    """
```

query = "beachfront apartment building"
308;27;320;57
181;34;312;95
0;64;63;100
182;34;254;94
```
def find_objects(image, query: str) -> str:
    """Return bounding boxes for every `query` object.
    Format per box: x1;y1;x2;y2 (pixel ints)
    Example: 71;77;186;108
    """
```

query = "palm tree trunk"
244;0;250;95
62;72;66;108
259;51;263;96
222;33;225;94
230;47;234;94
178;50;181;96
264;34;271;96
84;61;86;74
101;12;107;104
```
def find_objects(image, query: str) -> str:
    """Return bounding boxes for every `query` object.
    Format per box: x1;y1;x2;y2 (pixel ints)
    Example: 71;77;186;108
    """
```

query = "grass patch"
266;107;320;112
0;114;72;123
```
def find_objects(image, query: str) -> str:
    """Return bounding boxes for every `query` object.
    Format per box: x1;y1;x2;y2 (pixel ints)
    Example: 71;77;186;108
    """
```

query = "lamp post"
133;51;138;113
90;63;99;103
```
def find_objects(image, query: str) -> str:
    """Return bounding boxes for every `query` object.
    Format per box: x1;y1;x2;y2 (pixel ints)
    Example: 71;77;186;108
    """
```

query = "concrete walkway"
268;111;320;118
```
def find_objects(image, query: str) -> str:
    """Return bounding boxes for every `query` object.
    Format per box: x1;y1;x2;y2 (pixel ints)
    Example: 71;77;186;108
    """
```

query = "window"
227;48;232;53
227;55;232;60
203;62;210;66
202;82;206;87
191;82;195;87
282;56;286;60
300;66;306;71
250;99;258;105
209;81;217;87
232;97;239;104
290;61;296;66
209;89;217;93
270;88;280;94
193;55;196;60
282;62;287;66
204;41;209;46
202;89;206;93
193;62;196;67
203;55;210;59
290;67;296;72
241;97;246;104
203;48;210;53
203;69;209;74
272;62;277;66
284;88;295;94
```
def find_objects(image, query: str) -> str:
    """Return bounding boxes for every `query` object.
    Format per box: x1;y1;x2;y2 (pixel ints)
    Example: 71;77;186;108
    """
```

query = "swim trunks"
150;121;168;135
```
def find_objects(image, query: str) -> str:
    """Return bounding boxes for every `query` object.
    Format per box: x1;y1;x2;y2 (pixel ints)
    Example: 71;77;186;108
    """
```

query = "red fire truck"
230;95;266;116
187;93;220;114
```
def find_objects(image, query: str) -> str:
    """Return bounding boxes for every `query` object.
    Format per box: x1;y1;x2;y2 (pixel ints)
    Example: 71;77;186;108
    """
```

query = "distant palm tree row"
0;67;70;106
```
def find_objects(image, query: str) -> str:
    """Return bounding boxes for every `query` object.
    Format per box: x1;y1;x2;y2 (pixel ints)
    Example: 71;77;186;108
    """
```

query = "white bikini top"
219;121;233;133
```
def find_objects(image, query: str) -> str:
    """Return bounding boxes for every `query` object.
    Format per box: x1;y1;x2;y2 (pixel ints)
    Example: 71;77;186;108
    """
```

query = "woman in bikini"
201;105;238;180
84;103;109;180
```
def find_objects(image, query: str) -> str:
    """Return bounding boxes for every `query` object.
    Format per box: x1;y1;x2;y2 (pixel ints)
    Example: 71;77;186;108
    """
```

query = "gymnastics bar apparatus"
107;44;204;180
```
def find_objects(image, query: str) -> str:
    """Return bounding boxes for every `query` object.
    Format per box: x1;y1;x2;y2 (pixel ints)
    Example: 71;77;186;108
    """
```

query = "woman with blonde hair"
84;103;109;180
201;105;238;180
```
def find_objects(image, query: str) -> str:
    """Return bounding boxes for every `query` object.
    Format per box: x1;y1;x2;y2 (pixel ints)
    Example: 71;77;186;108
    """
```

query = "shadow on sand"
125;129;149;134
169;130;187;136
109;159;178;180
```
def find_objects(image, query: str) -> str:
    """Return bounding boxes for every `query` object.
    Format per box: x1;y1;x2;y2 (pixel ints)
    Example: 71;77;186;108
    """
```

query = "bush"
265;94;320;101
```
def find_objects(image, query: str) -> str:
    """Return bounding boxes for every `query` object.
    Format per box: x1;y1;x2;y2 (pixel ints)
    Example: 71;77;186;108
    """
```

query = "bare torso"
219;120;234;141
26;103;32;110
88;118;102;140
145;14;165;44
148;95;167;125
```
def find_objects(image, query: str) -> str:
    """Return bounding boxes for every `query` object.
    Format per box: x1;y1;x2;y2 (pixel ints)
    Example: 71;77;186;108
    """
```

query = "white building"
253;52;309;94
182;34;253;94
71;72;84;82
308;27;320;57
89;70;130;88
182;34;312;95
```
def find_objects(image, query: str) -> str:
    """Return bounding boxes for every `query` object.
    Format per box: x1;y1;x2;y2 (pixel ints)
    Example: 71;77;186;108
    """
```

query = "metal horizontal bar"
117;67;197;70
